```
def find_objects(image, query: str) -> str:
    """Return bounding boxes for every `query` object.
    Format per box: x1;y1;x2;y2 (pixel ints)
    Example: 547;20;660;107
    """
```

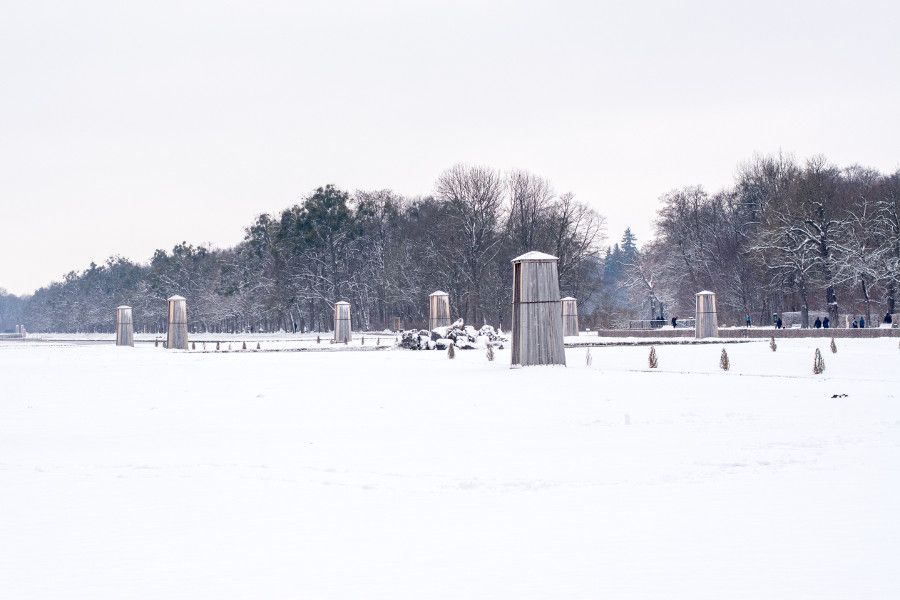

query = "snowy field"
1;338;898;599
18;331;399;350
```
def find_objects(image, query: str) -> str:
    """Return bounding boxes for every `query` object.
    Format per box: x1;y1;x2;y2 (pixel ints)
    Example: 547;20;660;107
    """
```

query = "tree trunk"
861;278;872;325
888;281;896;315
799;282;810;328
826;285;839;324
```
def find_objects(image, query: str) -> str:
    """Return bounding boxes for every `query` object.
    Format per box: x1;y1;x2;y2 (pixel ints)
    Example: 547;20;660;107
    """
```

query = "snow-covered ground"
18;331;400;350
1;338;898;598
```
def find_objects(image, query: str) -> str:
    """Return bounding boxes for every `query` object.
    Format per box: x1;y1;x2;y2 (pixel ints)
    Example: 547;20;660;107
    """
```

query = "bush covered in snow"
396;319;507;351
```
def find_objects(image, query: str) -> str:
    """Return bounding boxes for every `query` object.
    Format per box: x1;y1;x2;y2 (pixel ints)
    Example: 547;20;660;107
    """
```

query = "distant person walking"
776;316;783;329
745;314;752;327
859;316;866;328
886;312;893;325
823;316;830;328
671;316;677;328
814;317;822;328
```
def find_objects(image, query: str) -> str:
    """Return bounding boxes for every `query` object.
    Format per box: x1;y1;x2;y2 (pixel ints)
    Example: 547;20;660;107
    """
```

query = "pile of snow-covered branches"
397;319;506;350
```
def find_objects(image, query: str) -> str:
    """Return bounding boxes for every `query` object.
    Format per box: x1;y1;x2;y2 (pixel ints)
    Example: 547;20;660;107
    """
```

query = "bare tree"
435;164;505;324
506;169;554;252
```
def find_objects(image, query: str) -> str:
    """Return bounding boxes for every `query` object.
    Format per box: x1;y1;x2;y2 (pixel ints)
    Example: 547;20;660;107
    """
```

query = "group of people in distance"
812;316;832;328
767;312;893;329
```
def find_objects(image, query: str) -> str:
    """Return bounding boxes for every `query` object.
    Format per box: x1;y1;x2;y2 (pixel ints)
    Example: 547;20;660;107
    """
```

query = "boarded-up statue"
429;291;451;331
167;295;189;350
115;305;134;347
511;252;566;367
334;301;352;343
561;297;579;337
695;291;718;339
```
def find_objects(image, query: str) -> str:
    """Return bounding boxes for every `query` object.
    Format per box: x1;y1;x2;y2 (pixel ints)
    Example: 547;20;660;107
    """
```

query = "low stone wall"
592;329;693;338
720;327;899;339
591;327;900;339
566;338;755;347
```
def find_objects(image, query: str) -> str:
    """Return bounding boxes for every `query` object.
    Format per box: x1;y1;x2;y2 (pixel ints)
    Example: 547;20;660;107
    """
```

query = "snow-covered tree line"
598;154;900;327
14;166;606;333
8;155;898;334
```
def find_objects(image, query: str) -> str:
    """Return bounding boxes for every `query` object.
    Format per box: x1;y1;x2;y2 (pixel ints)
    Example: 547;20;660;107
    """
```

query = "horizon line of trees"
2;165;605;333
601;153;900;328
2;154;898;334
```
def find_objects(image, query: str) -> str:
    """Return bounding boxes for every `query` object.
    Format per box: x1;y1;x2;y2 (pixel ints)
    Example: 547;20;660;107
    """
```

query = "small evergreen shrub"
448;342;456;359
486;344;495;362
720;348;730;371
648;346;658;369
830;338;837;354
814;348;825;374
769;337;777;352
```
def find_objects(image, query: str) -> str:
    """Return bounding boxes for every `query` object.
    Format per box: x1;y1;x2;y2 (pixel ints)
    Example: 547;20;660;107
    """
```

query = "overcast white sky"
1;0;898;295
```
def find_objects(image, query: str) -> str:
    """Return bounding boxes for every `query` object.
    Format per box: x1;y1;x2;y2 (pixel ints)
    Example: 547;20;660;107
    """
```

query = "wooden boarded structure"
115;305;134;347
511;251;566;367
429;291;451;331
695;291;718;339
561;297;579;337
334;301;352;343
166;295;189;350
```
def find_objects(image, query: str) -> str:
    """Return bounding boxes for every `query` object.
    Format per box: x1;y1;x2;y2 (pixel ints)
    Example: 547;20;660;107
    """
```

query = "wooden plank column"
334;301;352;343
115;305;134;347
695;291;719;339
561;297;579;337
429;291;451;331
166;295;189;350
511;251;566;367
